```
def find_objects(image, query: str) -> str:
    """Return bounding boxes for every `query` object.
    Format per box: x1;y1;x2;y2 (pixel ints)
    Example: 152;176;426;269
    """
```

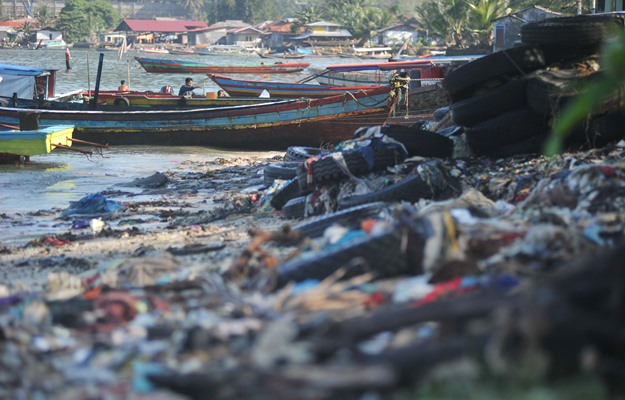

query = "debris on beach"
1;14;625;399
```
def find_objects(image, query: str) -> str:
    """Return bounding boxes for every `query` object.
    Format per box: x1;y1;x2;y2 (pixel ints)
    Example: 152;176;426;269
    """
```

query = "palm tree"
466;0;510;47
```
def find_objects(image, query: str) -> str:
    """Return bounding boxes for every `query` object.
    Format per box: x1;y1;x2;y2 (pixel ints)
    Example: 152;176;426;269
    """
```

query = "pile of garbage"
2;14;625;399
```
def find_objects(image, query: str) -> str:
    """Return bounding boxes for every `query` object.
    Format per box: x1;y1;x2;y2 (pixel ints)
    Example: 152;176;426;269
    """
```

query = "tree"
183;0;206;20
35;2;53;28
465;0;510;47
56;0;119;43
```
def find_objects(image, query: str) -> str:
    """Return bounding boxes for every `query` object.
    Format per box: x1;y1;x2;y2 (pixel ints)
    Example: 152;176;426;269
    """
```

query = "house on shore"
492;6;561;52
114;18;208;45
291;21;354;48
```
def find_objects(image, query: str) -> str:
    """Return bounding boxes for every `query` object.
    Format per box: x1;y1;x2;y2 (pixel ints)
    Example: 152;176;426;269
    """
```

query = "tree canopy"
56;0;120;43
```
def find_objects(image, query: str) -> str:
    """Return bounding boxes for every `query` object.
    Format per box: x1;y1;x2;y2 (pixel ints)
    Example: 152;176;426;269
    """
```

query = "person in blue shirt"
178;77;199;97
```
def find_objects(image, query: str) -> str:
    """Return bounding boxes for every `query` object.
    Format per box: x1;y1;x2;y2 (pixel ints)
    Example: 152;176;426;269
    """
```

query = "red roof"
0;18;40;27
117;19;208;33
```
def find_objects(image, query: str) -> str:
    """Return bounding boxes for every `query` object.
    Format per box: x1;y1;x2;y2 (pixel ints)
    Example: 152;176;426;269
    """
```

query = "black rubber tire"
337;174;430;209
475;133;549;158
590;110;625;147
296;144;407;191
270;177;305;210
113;97;130;107
263;162;300;186
450;78;528;127
465;108;549;154
521;15;625;48
276;228;412;287
540;44;600;66
292;202;388;238
284;146;327;162
381;125;454;158
442;45;545;101
281;196;308;219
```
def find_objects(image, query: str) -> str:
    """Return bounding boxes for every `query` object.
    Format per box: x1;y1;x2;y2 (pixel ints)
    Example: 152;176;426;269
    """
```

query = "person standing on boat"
118;80;129;91
178;77;200;97
65;47;72;70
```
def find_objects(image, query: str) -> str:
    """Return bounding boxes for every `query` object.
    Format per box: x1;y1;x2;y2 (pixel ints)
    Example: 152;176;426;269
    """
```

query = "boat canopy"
0;64;57;100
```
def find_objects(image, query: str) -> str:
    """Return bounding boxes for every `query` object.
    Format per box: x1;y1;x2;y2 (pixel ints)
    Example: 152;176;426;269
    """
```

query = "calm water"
0;47;355;94
0;49;359;218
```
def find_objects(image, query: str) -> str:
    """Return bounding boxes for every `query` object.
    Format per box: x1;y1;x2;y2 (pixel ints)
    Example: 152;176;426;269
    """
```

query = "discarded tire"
276;228;412;287
292;202;389;238
338;174;431;209
465;108;549;155
451;78;528;127
521;15;625;48
297;143;407;191
281;196;308;219
381;125;454;158
284;146;327;162
263;162;300;186
590;110;625;147
270;177;305;210
442;45;546;101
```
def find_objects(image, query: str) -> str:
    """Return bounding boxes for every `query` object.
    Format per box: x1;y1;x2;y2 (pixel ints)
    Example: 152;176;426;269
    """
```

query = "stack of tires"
443;14;625;158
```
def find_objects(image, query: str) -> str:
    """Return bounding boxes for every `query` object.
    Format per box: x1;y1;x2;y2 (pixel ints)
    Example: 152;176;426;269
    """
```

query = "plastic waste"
61;193;123;217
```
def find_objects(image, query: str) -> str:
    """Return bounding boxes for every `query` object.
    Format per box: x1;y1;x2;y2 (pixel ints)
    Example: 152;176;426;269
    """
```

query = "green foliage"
323;0;398;44
56;0;120;43
208;0;283;24
34;3;53;28
416;0;509;48
546;30;625;155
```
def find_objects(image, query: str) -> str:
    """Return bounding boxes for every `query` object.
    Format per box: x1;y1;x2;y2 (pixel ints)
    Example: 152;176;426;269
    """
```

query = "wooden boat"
208;74;383;98
309;59;439;87
79;89;283;108
0;86;393;150
0;124;73;162
258;52;307;60
135;56;310;74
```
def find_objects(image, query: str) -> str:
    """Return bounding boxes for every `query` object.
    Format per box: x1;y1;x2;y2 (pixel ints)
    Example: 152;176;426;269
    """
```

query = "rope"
343;90;389;108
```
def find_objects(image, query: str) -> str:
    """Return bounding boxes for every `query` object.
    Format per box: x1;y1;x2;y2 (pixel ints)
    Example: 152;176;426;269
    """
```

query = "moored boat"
135;56;310;74
0;86;393;150
208;74;383;98
0;124;74;162
310;59;440;87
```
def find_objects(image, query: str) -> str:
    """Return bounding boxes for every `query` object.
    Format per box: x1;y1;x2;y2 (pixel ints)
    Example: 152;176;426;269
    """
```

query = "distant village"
0;15;436;56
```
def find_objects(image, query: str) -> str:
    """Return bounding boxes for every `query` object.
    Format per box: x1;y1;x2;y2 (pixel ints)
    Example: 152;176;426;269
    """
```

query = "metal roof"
117;19;208;33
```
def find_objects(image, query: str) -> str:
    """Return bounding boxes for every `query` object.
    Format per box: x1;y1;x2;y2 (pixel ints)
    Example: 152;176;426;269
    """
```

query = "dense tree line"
32;0;585;49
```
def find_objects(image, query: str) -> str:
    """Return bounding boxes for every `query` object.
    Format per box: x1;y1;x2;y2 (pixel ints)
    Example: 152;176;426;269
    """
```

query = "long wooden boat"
0;125;73;157
208;74;383;98
0;86;392;150
309;59;440;87
135;57;310;74
79;90;283;108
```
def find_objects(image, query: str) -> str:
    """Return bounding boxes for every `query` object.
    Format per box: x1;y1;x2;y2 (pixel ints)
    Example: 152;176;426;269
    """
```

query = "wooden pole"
90;53;104;111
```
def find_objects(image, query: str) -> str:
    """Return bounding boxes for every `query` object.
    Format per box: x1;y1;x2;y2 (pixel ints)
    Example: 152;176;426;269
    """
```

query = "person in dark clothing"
178;77;198;97
65;48;72;70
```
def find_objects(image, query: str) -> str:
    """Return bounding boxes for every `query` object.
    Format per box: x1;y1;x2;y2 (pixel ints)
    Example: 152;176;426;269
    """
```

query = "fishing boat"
135;56;310;74
0;86;393;150
0;124;74;163
208;74;383;98
309;59;440;87
80;89;283;108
